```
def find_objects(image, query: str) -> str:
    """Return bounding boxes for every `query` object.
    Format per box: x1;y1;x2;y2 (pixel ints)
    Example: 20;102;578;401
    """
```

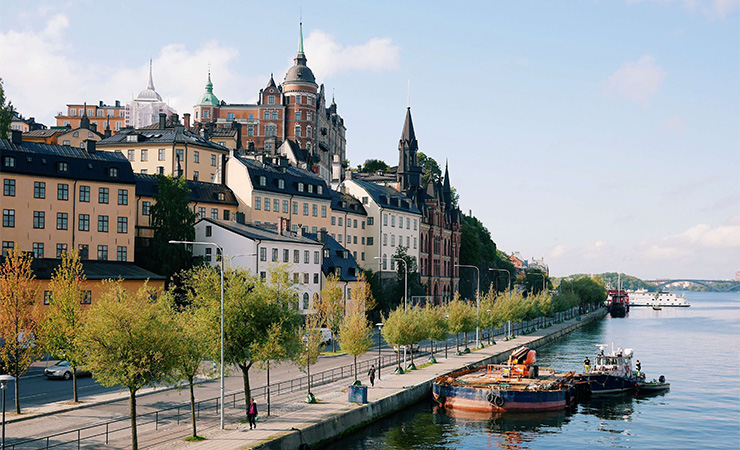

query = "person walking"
635;360;641;377
368;364;376;387
247;397;258;429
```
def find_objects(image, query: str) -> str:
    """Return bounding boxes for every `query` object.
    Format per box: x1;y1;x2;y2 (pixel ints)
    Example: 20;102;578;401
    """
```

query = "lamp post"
444;314;449;359
1;374;13;450
170;240;225;430
376;323;384;380
489;268;510;297
455;264;481;348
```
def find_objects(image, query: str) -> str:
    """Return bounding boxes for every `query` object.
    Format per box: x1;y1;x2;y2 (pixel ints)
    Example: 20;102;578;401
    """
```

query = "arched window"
295;125;301;138
306;125;312;138
302;293;309;310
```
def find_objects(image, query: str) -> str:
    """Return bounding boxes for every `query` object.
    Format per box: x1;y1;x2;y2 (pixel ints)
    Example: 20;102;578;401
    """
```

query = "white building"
193;217;323;312
341;177;421;279
126;61;177;129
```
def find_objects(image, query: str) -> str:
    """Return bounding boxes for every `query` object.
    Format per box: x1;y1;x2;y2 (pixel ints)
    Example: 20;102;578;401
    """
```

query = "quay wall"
256;308;607;450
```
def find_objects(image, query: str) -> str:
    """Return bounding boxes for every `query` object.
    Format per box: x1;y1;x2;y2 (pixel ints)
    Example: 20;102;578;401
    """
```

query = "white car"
44;361;90;380
318;328;333;346
393;344;420;353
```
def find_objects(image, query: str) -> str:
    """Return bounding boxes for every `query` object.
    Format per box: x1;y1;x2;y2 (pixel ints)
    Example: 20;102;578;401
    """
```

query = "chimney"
90;123;98;133
183;113;191;129
115;100;120;107
84;140;96;153
158;113;167;129
235;212;246;224
278;217;291;235
319;229;328;244
171;113;179;125
99;101;104;107
10;129;22;145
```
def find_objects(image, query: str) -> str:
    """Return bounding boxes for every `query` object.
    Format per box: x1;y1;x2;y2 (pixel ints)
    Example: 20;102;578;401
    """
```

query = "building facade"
56;101;126;132
126;61;177;129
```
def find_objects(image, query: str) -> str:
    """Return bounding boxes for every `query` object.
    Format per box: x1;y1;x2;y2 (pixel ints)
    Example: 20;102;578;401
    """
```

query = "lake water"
324;291;740;450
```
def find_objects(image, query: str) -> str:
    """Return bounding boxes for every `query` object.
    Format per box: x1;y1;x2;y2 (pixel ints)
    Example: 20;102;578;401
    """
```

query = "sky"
1;0;738;280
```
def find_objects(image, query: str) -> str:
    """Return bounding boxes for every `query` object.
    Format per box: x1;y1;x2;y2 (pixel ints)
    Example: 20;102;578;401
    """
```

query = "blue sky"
1;0;738;279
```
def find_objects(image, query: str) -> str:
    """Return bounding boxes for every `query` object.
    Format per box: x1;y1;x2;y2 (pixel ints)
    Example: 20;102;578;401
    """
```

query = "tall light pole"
455;264;481;348
170;240;225;430
1;374;13;450
376;322;384;380
489;268;510;297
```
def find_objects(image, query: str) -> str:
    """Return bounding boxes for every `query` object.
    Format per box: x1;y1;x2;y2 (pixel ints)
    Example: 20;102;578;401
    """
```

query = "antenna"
407;79;411;108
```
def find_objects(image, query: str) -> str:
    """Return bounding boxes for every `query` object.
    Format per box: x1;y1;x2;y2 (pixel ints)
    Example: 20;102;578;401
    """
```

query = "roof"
29;259;165;280
349;178;421;214
198;72;220;106
198;218;321;245
279;139;309;163
134;174;238;205
136;61;163;102
305;232;360;282
98;127;229;153
23;129;63;138
234;156;331;200
0;139;135;184
330;190;367;215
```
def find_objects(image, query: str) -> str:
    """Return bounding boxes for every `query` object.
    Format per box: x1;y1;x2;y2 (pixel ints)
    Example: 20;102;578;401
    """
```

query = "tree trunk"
430;339;435;359
464;332;468;348
189;377;197;438
332;338;336;353
455;333;459;352
72;369;79;403
353;355;358;382
14;374;20;414
239;363;252;415
307;360;311;395
129;388;138;450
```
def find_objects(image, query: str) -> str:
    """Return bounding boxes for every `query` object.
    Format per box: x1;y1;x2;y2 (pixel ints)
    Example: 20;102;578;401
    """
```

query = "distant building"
125;61;177;129
11;112;46;133
509;252;526;276
307;231;363;311
56;100;126;132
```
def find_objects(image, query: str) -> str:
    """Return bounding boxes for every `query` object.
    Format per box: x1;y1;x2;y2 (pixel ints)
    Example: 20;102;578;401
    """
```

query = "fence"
8;306;583;449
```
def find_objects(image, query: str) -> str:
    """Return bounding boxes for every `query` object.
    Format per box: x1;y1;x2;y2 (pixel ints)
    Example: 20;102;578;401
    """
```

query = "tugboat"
433;347;590;413
607;289;629;317
578;344;639;395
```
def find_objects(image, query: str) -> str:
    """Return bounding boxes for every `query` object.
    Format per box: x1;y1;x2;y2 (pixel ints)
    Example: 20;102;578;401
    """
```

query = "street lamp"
1;374;13;450
170;240;226;430
376;322;384;381
489;268;510;297
455;264;481;349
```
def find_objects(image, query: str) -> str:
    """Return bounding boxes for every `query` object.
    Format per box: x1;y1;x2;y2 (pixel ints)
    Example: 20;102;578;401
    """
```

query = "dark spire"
294;21;307;66
400;107;417;149
398;107;422;192
104;117;111;138
80;103;90;129
442;160;452;206
266;73;276;89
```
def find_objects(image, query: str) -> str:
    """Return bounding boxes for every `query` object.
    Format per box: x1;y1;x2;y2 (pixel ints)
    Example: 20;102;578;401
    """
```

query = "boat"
606;289;629;317
652;304;662;310
627;289;690;307
637;375;670;393
433;346;590;413
577;344;640;395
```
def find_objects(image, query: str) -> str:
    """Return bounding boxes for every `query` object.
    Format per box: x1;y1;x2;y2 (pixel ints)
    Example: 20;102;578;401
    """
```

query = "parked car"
318;328;333;346
393;343;420;353
44;361;90;380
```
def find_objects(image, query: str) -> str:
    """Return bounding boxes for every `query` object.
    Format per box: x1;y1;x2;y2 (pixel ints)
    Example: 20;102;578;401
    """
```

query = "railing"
8;305;589;449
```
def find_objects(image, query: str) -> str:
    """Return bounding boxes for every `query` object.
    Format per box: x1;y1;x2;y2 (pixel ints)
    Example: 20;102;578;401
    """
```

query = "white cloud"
603;55;666;105
549;244;569;259
303;30;401;80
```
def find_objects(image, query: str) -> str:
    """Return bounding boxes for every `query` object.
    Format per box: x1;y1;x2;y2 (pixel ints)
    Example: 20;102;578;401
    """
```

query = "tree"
391;245;425;308
81;281;179;450
480;287;504;344
144;175;197;285
357;159;390;173
338;300;373;384
417;152;442;186
381;306;426;372
43;250;86;403
0;248;40;414
422;303;448;363
446;294;475;354
524;269;551;296
296;314;323;402
0;78;14;139
459;215;515;298
315;274;344;352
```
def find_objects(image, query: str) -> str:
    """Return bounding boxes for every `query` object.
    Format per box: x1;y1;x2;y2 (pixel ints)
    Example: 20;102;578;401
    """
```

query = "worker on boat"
636;360;641;376
584;357;591;373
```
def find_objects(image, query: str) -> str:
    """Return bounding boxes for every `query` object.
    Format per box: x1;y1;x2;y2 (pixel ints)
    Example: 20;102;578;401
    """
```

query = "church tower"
397;107;423;192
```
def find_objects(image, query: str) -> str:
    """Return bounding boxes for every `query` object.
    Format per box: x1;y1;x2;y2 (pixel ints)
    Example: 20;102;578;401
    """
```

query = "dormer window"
317;185;323;195
58;162;69;172
217;192;225;201
126;135;138;142
259;176;266;186
73;131;79;138
108;167;118;178
278;179;285;189
3;156;16;168
307;184;313;193
298;183;304;192
324;249;330;258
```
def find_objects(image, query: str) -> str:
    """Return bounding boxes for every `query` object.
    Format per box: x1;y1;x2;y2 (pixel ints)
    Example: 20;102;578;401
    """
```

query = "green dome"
198;73;220;106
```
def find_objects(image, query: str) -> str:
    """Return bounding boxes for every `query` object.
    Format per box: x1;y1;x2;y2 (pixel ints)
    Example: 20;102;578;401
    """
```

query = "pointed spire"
147;59;155;90
80;103;90;129
298;21;304;54
400;107;417;147
442;160;452;205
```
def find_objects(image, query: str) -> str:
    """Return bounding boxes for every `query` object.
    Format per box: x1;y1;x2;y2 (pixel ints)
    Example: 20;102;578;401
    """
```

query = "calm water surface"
325;291;740;450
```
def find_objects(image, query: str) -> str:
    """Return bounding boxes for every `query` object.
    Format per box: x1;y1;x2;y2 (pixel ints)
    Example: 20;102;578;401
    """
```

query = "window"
158;149;166;160
34;181;46;199
70;108;76;116
128;150;135;161
198;207;206;218
354;236;358;244
272;248;278;262
383;214;388;226
406;236;410;247
247;125;254;137
303;203;309;216
268;95;275;104
263;111;270;120
3;179;15;196
302;293;309;309
278;179;285;189
255;197;261;210
211;208;218;220
33;211;45;229
142;201;151;216
2;209;14;228
117;217;128;233
308;184;313;194
406;218;411;229
79;186;90;202
57;183;69;200
303;273;309;284
314;273;319;284
362;196;368;204
321;205;327;218
312;226;317;234
314;251;319;264
413;237;417;249
3;156;15;168
56;243;68;258
78;244;89;260
293;249;300;263
97;245;108;261
304;250;310;264
211;155;217;166
292;202;298;214
98;187;109;204
141;149;148;161
117;246;127;261
312;204;318;217
317;185;323;195
78;214;90;231
223;210;230;220
413;219;417;230
362;237;365;245
193;171;199;181
260;247;267;262
118;189;128;205
227;112;235;120
331;216;337;226
295;110;302;120
283;249;289;262
58;162;69;172
307;126;312;138
367;237;374;245
383;254;388;270
282;200;289;213
264;198;271;212
391;215;396;227
2;241;14;256
362;221;366;230
383;234;387;246
294;125;301;137
97;215;108;232
73;131;79;138
108;167;118;178
361;252;365;261
338;234;342;243
204;247;212;263
56;212;68;230
175;149;184;163
367;217;374;225
194;151;199;163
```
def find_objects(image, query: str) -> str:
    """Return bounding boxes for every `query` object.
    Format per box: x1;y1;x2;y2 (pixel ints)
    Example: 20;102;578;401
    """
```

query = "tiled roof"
330;190;367;215
0;139;135;184
98;127;229;152
29;259;165;280
199;218;321;245
234;157;331;200
134;174;238;205
305;232;360;282
349;178;420;214
23;129;63;138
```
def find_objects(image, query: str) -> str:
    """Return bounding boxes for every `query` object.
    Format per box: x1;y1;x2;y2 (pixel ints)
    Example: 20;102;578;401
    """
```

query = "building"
307;231;363;311
126;61;178;129
328;190;368;264
193;217;323;312
509;252;526;276
11;112;46;133
1;131;136;263
22;129;65;145
193;23;346;185
56;100;126;132
97;113;229;183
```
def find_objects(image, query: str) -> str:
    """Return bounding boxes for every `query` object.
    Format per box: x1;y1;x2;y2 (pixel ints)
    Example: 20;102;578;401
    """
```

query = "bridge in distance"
644;279;740;292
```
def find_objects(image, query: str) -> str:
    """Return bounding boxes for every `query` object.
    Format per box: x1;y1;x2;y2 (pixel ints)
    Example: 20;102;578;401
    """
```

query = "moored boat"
606;289;629;317
577;344;640;395
433;347;589;413
627;289;690;307
637;375;670;393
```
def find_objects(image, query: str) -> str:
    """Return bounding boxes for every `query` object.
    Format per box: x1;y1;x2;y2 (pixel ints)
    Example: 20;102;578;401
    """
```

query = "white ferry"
627;289;690;307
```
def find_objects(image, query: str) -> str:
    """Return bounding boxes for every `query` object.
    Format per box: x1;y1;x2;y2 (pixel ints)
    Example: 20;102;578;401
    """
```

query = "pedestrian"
636;360;641;377
584;356;591;373
368;364;376;387
247;397;258;429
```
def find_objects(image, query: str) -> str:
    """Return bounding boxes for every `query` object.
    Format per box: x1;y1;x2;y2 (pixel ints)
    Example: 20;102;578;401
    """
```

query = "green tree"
81;281;179;450
0;248;40;414
144;175;197;285
357;159;390;173
315;273;344;352
422;303;448;363
391;245;425;308
446;294;476;353
339;300;373;384
524;269;551;296
480;287;504;344
381;306;426;371
0;78;14;139
459;215;515;298
43;250;86;402
417;152;442;186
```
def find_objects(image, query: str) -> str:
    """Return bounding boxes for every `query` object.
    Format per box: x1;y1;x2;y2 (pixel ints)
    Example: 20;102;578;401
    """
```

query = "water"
324;291;740;450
